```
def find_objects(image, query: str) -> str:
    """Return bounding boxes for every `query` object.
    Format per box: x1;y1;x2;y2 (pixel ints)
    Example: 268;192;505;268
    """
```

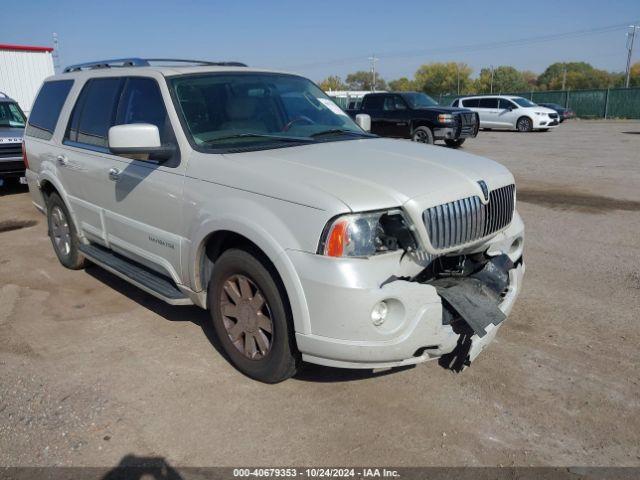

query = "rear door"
477;97;500;127
381;95;410;137
360;95;387;135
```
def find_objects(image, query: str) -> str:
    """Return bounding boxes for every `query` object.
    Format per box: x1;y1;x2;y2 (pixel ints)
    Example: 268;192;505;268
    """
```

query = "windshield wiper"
310;129;374;138
203;133;314;144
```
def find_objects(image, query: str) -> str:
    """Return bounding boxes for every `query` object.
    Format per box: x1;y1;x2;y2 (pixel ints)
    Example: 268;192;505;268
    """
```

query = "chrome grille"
0;143;22;159
423;184;515;249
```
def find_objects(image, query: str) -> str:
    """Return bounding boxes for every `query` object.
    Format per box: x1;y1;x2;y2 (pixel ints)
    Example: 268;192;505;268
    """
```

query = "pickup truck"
0;92;27;185
346;92;479;148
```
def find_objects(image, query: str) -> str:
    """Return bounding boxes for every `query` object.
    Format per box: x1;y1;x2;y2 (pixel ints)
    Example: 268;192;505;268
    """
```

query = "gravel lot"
1;120;639;468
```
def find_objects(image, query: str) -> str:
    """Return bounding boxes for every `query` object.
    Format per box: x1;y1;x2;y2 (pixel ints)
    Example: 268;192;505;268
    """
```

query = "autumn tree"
345;71;388;91
413;62;472;95
388;77;416;91
537;62;614;90
473;66;530;93
318;75;347;91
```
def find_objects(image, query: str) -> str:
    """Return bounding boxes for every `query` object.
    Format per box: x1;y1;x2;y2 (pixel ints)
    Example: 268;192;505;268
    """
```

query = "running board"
79;243;192;305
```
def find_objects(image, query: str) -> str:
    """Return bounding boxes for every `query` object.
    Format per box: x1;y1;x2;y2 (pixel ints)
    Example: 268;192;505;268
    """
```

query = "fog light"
371;301;388;326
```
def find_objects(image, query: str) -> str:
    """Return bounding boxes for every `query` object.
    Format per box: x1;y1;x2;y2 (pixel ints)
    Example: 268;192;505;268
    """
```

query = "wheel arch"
190;221;312;334
516;115;533;130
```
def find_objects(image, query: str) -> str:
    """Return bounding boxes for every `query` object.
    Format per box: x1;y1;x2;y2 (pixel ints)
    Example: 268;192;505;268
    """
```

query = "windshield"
170;73;370;151
0;102;26;128
512;97;537;108
402;92;439;108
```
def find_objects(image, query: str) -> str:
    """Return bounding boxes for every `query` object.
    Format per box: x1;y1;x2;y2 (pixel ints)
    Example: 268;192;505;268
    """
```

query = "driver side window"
499;98;516;110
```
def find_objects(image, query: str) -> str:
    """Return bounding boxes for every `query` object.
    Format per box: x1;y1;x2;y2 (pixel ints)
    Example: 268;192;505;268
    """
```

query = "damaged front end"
414;253;524;371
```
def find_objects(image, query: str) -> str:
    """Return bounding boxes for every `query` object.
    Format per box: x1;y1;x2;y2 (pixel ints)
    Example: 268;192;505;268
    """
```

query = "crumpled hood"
225;138;514;213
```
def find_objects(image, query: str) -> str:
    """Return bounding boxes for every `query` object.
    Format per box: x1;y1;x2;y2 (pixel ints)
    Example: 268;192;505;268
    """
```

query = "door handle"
108;167;121;181
57;155;68;166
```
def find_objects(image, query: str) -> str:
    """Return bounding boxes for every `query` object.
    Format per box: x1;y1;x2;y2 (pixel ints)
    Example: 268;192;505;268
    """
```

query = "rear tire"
444;138;465;148
516;117;533;132
412;126;434;144
46;193;87;270
208;248;299;383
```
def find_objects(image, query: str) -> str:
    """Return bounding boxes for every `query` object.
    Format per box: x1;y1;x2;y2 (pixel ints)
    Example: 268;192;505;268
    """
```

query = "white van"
452;95;559;132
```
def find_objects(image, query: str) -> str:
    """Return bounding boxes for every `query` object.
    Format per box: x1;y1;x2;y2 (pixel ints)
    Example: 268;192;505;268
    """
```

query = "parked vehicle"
537;102;575;122
0;92;27;185
24;58;525;382
346;92;478;148
452;95;559;132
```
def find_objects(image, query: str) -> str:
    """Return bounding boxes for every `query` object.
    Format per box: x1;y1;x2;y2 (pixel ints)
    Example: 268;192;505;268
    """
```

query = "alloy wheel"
50;206;71;257
219;274;273;360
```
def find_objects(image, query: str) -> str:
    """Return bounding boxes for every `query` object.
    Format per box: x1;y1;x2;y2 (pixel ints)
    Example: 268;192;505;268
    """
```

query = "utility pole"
625;25;639;88
456;63;460;95
368;54;379;92
52;32;60;74
490;65;494;94
561;64;567;90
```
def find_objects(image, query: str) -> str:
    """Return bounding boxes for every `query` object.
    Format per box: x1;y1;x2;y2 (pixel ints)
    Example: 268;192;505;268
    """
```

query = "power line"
283;22;634;70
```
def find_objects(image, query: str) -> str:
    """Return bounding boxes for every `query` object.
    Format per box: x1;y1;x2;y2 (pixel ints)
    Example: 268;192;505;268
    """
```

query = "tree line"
318;61;640;94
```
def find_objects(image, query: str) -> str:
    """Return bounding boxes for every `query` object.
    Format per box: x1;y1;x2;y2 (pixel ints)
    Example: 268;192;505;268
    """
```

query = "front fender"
185;195;326;334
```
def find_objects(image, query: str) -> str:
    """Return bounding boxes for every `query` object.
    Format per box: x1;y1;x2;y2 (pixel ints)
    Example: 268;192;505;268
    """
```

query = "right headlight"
318;209;418;258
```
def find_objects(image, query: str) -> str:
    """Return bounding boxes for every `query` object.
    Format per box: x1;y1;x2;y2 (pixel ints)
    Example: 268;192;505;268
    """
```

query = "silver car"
0;92;27;184
24;58;525;382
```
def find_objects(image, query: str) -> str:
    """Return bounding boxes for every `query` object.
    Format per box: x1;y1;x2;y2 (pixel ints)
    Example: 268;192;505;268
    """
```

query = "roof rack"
63;58;247;73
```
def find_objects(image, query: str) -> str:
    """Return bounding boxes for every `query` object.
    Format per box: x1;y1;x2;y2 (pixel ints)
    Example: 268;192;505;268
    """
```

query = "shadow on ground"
85;266;415;384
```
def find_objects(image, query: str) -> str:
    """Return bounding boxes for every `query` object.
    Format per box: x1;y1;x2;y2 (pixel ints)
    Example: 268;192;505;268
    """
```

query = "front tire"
46;193;87;270
516;117;533;132
208;248;299;383
412;126;434;144
444;138;465;148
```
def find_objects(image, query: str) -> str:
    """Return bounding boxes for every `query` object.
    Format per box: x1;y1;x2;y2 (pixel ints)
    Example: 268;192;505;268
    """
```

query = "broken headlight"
318;209;417;258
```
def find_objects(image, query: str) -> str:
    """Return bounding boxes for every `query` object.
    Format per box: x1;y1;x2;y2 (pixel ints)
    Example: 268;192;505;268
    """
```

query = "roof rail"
63;58;247;73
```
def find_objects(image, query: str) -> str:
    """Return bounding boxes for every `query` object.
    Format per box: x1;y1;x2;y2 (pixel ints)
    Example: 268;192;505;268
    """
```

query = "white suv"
452;95;559;132
24;58;525;382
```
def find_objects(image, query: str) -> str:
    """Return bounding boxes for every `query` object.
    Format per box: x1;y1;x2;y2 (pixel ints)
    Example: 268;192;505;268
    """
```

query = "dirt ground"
1;120;639;468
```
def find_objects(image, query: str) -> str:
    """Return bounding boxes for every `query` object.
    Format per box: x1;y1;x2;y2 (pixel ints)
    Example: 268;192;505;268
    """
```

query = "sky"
4;0;639;81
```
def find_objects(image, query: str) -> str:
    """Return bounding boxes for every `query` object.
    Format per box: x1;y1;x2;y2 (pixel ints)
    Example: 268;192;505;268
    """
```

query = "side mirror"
108;124;175;161
355;114;371;132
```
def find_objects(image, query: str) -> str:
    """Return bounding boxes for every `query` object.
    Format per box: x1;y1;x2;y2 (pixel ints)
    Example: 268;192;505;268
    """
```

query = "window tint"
26;80;74;140
383;96;402;111
116;78;171;143
452;99;459;107
362;95;384;110
479;98;498;108
499;98;516;109
67;78;123;148
462;98;479;108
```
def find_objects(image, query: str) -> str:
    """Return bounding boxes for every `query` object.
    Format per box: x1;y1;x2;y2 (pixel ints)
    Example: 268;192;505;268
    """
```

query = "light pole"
368;54;379;92
490;65;494;94
625;25;639;88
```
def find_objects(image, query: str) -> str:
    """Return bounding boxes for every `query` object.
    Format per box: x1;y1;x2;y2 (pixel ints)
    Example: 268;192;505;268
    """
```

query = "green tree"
413;62;472;95
318;75;346;91
522;70;538;89
345;70;387;91
388;77;416;91
537;62;614;90
473;66;530;94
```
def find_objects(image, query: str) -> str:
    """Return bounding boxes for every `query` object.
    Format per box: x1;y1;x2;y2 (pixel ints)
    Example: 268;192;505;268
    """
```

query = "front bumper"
433;123;479;141
0;158;25;178
290;217;525;369
533;116;559;129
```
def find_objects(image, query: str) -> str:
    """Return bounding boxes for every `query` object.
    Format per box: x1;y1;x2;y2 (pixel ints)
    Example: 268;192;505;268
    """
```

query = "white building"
0;43;55;114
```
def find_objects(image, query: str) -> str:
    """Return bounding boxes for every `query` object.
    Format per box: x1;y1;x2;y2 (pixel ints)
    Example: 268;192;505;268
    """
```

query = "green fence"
436;87;640;119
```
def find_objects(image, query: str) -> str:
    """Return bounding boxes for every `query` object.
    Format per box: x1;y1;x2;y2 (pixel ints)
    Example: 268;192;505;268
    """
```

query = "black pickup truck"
346;92;479;148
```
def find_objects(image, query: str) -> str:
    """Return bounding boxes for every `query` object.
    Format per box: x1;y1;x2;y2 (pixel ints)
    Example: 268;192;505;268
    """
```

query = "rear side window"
362;95;384;110
26;80;74;140
66;78;123;148
479;98;498;108
462;98;479;108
